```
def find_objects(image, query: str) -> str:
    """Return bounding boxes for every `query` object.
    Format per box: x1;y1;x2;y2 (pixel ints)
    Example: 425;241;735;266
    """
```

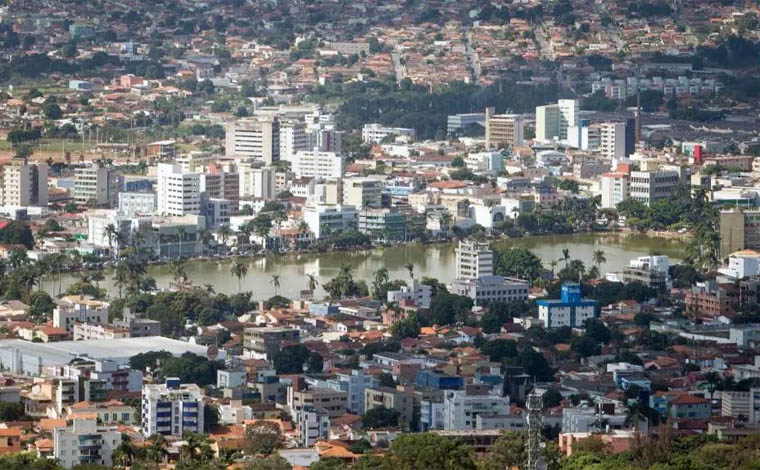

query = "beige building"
288;385;347;419
342;177;383;209
364;386;415;430
226;117;280;164
0;156;48;207
720;209;760;258
485;107;524;150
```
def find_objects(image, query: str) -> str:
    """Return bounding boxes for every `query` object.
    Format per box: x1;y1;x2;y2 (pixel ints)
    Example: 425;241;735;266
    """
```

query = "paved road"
463;27;481;84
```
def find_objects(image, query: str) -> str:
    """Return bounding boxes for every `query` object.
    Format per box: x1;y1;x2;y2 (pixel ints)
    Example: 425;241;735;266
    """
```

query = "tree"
430;292;473;325
231;261;248;293
385;433;477;470
592;249;606;273
0;220;34;249
0;402;25;421
42;102;63;120
306;273;319;293
391;313;421;339
543;389;563;408
378;372;396;388
307;352;324;373
273;344;311;374
245;421;285;455
480;339;518;362
270;274;281;296
404;263;414;281
478;431;525;470
494;247;543;282
246;455;292;470
362;406;400;429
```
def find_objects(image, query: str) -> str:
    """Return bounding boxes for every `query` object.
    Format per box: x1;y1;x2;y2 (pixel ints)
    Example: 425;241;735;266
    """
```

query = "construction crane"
525;387;544;470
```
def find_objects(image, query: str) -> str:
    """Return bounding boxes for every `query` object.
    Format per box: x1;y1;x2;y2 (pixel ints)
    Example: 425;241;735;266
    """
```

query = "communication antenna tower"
525;387;544;470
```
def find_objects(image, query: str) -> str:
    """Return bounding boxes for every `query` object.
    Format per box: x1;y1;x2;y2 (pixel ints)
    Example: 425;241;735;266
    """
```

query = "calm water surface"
50;233;686;301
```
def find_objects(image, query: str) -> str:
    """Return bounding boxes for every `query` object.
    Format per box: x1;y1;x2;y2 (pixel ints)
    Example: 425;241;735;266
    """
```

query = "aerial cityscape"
0;0;759;469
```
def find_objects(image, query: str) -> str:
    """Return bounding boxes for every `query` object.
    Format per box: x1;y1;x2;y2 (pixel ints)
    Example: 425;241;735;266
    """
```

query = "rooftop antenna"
525;380;543;470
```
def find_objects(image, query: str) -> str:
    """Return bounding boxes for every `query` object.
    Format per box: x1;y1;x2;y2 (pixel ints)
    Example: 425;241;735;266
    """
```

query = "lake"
48;232;687;301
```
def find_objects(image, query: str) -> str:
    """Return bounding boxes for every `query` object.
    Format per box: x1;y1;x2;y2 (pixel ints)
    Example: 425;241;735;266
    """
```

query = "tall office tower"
485;107;525;150
157;163;201;216
226;117;280;164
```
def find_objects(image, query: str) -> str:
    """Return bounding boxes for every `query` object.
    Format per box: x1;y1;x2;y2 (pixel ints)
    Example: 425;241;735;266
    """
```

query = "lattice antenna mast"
525;386;544;470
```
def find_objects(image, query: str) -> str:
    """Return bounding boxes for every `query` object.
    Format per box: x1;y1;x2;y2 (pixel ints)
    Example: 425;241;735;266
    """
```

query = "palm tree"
306;273;319;293
231;260;247;293
702;371;721;407
170;257;187;283
176;227;187;258
218;225;232;248
239;223;253;253
104;223;120;259
270;274;281;296
113;438;137;467
404;263;414;281
561;248;570;268
374;267;390;287
549;259;558;278
593;249;607;273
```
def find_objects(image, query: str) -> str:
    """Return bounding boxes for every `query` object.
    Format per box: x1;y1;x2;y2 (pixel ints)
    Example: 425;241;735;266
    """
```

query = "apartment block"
141;378;204;437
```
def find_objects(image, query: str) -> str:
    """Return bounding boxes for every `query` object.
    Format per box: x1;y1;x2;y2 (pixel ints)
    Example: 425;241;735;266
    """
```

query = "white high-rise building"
303;203;359;239
54;418;120;468
141;378;204;437
597;122;627;159
535;104;560;143
557;99;579;141
292;148;345;179
280;120;310;162
443;388;510;430
0;156;48;207
157;163;201;216
600;172;630;209
535;99;579;143
226;117;280;164
630;170;680;206
238;163;276;199
455;239;493;280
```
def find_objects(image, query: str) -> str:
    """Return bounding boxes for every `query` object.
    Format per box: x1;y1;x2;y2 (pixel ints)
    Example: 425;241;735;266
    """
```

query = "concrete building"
597;122;627;159
292;149;345;179
443;386;510;431
720;210;760;258
629;170;680;206
226;117;280;164
342;177;383;209
74;164;121;207
387;280;433;309
239;163;276;200
53;296;109;333
118;191;157;216
447;113;485;135
361;123;415;144
157;163;201;216
455;239;493;280
296;406;330;447
0;156;48;207
358;208;405;241
141;378;204;437
600;172;630;209
54;418;119;468
146;140;177;160
485;108;524;150
243;327;300;360
536;100;578;143
449;275;530;305
304;203;359;239
199;165;239;206
280;120;310;162
288;383;347;419
537;283;599;329
364;386;415;430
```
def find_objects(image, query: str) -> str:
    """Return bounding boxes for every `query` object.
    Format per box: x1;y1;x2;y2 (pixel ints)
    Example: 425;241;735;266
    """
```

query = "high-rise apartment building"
342;177;383;209
485;107;525;150
600;172;630;209
238;163;276;199
455;239;493;280
226;117;280;164
292;149;345;179
629;170;680;206
597;122;627;159
535;99;579;143
141;378;204;437
54;418;119;468
157;163;201;216
280;120;310;162
0;156;48;207
74;164;122;207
